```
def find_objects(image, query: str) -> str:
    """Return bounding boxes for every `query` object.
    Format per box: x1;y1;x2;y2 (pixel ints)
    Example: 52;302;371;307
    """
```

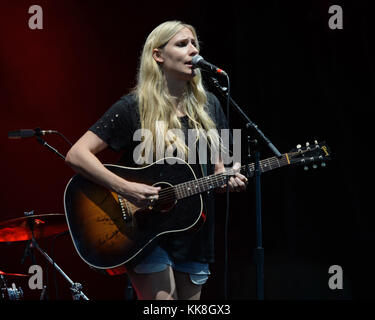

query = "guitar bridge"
118;195;132;223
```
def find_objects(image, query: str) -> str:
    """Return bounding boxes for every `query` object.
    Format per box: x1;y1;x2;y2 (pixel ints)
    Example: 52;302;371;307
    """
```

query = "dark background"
0;0;373;300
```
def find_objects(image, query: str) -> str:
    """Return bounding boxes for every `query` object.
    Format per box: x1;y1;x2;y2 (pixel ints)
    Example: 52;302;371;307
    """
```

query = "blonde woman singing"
65;20;247;300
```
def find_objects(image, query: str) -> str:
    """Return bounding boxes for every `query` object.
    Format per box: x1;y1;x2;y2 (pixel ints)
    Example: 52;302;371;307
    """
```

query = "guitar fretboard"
174;153;290;199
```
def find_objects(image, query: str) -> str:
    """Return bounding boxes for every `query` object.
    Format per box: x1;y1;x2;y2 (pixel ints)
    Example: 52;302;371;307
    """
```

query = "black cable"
203;74;232;299
225;74;230;128
52;131;73;147
224;74;230;300
224;175;230;300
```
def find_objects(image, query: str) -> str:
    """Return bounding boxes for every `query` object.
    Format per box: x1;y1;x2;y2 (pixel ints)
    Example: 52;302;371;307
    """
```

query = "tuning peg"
296;144;302;149
314;140;318;145
306;142;310;147
321;162;326;167
304;166;309;171
312;164;318;169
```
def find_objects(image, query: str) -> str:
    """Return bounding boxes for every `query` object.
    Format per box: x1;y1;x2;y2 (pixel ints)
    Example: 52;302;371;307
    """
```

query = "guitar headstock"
288;140;331;170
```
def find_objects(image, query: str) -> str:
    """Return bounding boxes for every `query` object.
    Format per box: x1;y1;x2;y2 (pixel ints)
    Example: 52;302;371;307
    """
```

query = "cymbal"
0;270;28;277
0;213;68;242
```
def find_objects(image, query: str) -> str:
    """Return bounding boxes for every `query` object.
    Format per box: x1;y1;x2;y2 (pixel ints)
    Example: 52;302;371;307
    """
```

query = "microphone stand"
210;77;282;300
34;128;67;160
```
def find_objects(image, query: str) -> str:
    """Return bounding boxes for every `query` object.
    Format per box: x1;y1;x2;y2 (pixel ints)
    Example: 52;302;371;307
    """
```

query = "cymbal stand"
23;211;89;300
21;211;37;265
30;238;89;300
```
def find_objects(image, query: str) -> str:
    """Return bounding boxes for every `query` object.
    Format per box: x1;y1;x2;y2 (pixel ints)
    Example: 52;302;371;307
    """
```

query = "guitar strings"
157;155;290;201
155;149;321;202
154;154;290;203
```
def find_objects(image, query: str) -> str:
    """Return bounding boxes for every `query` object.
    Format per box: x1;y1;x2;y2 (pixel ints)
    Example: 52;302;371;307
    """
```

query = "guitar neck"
174;153;290;199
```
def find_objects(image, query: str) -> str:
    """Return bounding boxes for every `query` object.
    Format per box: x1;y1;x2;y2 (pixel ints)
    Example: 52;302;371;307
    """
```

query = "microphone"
191;55;227;76
8;128;56;139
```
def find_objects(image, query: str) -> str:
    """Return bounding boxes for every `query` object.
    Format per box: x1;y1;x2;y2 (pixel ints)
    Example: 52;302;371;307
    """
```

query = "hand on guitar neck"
215;162;249;193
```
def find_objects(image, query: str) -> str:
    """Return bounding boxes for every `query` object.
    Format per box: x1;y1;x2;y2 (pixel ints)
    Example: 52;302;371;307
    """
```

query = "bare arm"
65;131;160;206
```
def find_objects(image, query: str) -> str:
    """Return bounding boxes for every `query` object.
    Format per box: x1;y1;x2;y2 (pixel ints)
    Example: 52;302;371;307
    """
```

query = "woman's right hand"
65;131;161;208
120;181;161;208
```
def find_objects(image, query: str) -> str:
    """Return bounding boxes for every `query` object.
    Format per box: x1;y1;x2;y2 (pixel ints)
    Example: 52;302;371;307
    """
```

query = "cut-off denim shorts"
133;246;210;285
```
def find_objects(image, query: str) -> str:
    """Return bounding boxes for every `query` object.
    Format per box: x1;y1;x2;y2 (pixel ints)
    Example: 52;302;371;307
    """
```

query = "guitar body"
64;158;203;269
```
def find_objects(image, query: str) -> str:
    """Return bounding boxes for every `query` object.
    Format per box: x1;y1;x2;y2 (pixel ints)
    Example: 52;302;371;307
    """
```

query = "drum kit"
0;211;89;300
2;129;92;300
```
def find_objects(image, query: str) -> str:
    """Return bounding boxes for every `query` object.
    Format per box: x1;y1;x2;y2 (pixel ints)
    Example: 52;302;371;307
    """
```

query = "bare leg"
174;270;202;300
127;266;178;300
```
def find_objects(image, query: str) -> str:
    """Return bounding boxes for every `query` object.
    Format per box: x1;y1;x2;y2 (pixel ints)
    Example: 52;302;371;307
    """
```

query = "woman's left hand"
216;162;248;193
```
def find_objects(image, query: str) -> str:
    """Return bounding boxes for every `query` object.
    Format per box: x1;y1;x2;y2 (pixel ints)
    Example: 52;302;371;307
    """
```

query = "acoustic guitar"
63;141;330;271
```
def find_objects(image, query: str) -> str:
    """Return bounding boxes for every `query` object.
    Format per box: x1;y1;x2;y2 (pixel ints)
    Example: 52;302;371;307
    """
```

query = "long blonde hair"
133;20;221;162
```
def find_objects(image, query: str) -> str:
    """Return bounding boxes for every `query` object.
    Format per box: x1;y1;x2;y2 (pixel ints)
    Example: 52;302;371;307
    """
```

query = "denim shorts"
133;246;210;285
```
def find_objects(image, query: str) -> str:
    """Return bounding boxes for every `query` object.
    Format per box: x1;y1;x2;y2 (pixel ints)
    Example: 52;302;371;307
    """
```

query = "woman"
65;20;247;300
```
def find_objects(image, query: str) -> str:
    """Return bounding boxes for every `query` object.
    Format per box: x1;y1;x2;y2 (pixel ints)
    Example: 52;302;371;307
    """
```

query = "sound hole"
152;182;176;213
132;182;177;231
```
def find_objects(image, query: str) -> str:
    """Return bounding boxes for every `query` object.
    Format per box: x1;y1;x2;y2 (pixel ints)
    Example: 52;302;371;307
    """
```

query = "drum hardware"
39;285;47;300
0;272;25;300
0;270;28;277
0;211;89;300
0;212;69;243
4;129;88;300
30;236;89;300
